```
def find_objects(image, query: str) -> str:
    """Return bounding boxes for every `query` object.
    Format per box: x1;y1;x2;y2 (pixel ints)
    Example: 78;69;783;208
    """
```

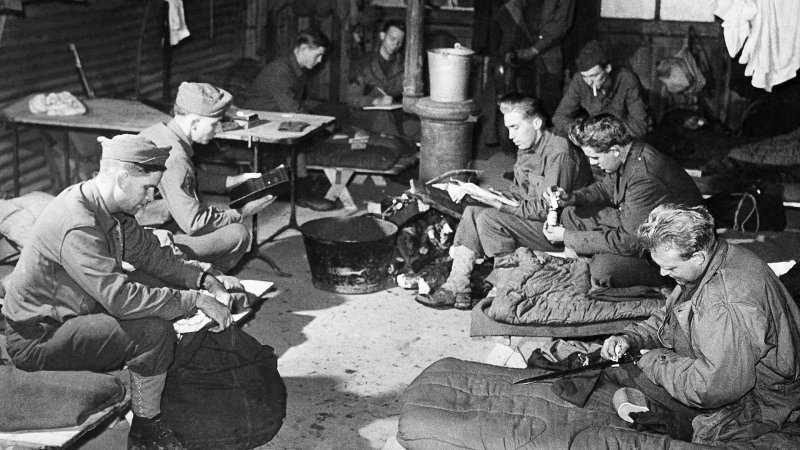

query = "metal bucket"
427;44;475;102
300;216;398;294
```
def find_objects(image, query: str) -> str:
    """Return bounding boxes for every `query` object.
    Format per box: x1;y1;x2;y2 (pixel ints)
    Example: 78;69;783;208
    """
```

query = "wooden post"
403;0;424;105
161;0;173;104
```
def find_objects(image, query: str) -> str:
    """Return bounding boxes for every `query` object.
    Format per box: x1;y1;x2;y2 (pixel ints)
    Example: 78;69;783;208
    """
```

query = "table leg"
261;144;301;242
246;141;306;277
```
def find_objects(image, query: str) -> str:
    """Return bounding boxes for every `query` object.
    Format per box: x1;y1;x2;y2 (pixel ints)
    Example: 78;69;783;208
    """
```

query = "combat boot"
128;414;184;450
415;245;476;309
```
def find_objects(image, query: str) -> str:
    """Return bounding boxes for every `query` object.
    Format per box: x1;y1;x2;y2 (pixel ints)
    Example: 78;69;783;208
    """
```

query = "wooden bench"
308;154;418;210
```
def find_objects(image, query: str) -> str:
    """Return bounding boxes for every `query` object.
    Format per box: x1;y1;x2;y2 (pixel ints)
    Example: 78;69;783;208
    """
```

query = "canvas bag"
161;326;287;449
657;36;706;96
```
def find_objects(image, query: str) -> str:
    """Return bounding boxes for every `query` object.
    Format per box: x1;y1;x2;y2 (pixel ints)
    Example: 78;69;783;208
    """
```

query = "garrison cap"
175;82;232;118
575;40;607;72
98;134;169;167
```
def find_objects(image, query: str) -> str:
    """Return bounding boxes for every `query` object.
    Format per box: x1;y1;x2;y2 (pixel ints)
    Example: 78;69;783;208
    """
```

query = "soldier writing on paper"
346;20;420;143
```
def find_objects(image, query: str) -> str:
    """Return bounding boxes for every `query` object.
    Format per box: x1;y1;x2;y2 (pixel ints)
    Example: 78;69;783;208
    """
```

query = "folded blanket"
0;365;125;431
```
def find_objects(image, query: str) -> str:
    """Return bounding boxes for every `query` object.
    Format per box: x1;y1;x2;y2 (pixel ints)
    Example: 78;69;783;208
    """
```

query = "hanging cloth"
714;0;800;92
166;0;191;46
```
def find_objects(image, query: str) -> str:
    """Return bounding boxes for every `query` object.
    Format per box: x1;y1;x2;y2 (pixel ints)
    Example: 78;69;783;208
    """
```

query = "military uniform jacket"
139;120;241;236
3;180;205;327
345;49;404;107
553;67;651;139
499;130;591;220
621;241;800;443
243;54;308;113
492;0;575;75
564;141;703;256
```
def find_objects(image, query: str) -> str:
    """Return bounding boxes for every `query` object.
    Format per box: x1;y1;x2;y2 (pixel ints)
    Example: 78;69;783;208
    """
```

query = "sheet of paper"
447;180;519;207
768;260;796;277
241;279;274;297
363;103;402;111
174;310;252;334
173;280;272;334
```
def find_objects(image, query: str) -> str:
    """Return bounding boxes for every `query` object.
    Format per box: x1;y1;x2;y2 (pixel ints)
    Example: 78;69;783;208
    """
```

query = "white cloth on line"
166;0;191;46
714;0;800;92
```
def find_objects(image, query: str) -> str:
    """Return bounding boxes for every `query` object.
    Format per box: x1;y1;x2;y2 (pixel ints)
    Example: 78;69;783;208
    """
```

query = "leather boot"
128;372;183;450
128;415;184;450
296;176;338;211
416;246;476;309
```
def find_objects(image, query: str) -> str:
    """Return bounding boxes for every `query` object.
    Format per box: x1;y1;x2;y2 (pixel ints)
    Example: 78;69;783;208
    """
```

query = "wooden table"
215;111;335;274
0;96;170;196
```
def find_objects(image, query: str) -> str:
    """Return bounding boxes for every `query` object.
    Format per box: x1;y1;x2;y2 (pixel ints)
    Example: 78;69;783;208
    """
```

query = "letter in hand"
199;274;233;332
601;335;631;362
226;172;263;191
237;195;276;218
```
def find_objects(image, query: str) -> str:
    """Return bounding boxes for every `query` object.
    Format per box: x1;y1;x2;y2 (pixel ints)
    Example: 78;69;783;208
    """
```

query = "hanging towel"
167;0;191;46
713;0;757;58
714;0;800;92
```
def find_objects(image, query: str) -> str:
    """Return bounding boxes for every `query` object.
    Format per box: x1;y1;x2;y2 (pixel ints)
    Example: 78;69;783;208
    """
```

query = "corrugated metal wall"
0;0;245;197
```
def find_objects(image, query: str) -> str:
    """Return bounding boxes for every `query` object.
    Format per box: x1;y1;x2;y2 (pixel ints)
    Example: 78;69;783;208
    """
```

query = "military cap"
174;82;232;118
575;40;608;72
98;134;169;167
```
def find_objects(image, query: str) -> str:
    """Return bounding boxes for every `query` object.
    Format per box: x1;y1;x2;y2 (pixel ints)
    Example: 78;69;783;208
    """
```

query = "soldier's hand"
542;187;574;208
515;46;539;61
504;51;516;66
196;294;232;333
542;222;565;244
601;335;631;361
226;172;262;190
216;274;244;292
238;195;276;217
372;95;394;106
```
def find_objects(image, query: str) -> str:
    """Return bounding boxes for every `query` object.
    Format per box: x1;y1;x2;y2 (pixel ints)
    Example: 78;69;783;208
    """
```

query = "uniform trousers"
173;222;250;272
5;314;175;377
453;205;665;288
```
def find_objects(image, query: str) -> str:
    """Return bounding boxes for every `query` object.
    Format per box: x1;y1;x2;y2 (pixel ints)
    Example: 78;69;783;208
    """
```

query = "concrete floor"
72;155;517;450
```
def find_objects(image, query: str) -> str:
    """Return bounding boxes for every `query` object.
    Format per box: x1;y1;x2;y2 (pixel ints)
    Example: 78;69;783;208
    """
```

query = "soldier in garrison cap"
3;133;236;449
553;40;652;139
136;81;276;273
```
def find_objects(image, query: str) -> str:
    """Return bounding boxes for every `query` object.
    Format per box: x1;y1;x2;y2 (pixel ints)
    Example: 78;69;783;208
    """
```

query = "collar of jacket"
81;179;119;234
518;129;550;156
288;52;305;78
370;48;403;78
688;240;727;304
166;118;194;158
616;140;644;175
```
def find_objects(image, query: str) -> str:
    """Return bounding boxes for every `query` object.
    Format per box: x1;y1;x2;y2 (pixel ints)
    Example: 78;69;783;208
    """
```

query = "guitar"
228;165;289;209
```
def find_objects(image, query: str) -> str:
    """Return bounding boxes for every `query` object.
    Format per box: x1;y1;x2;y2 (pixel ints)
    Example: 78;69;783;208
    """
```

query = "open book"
173;280;274;334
